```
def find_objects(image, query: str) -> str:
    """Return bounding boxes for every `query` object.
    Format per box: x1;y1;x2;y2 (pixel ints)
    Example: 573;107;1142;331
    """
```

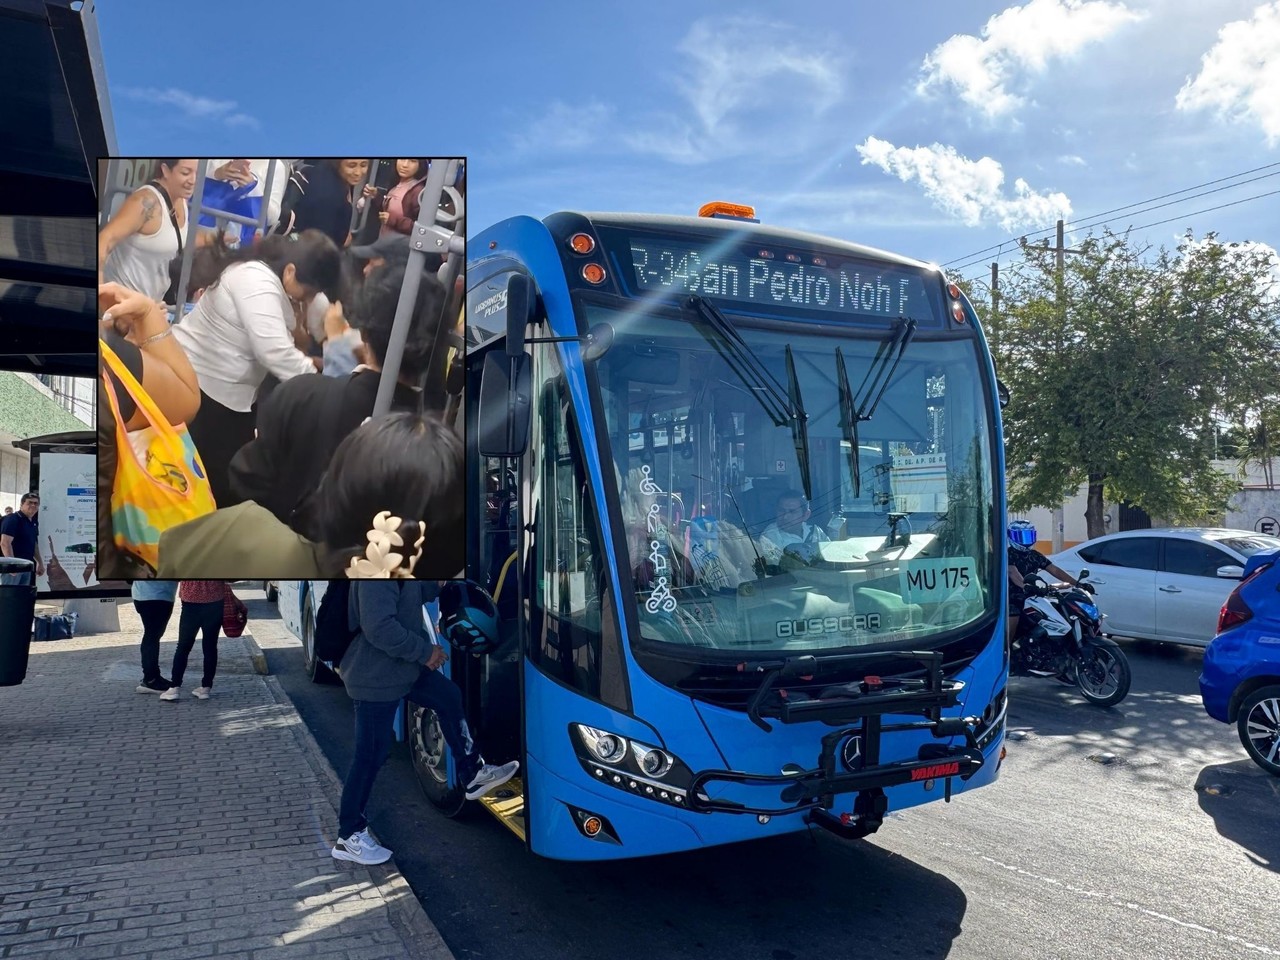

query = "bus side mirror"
505;274;535;357
996;379;1010;409
477;351;531;457
582;322;614;362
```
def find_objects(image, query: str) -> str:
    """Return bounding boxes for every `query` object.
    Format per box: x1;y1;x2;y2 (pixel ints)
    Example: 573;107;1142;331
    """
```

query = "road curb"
260;674;457;960
242;633;269;675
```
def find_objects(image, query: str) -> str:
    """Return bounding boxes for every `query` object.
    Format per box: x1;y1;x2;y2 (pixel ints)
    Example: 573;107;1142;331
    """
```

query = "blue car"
1200;549;1280;776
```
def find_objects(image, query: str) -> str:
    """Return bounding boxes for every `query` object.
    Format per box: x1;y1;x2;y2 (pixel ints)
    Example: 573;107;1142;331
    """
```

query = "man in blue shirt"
0;493;44;584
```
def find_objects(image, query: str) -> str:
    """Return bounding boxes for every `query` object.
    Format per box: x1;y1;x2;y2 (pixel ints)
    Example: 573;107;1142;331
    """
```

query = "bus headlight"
632;743;673;779
577;725;628;764
571;724;697;808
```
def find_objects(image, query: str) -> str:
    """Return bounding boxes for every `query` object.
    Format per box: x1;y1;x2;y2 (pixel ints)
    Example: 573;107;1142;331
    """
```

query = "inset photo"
96;157;466;580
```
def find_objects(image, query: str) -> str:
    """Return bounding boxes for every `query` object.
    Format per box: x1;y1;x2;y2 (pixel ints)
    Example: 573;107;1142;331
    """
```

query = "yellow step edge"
476;776;526;841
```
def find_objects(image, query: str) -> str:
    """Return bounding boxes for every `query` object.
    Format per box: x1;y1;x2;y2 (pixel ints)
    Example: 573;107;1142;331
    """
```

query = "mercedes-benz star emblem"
842;735;863;770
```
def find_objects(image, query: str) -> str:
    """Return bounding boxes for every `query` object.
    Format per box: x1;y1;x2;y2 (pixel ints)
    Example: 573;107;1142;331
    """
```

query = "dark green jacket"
157;501;325;579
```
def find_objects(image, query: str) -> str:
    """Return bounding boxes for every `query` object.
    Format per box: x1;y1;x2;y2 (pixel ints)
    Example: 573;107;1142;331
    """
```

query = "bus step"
476;776;526;840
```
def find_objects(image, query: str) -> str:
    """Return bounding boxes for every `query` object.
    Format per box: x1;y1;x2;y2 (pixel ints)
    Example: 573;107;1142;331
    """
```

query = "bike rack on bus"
684;649;984;836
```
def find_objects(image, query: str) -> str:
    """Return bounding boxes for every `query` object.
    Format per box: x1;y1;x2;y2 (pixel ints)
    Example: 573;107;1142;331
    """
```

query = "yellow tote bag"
100;338;216;570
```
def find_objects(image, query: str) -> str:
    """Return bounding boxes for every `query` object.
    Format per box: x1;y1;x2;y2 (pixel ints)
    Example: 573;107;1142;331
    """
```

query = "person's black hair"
200;229;344;301
314;412;463;578
348;258;446;384
21;492;39;504
776;490;807;508
153;159;187;179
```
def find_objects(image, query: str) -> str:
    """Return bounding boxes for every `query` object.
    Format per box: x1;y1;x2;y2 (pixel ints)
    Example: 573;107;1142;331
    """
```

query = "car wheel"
1237;685;1280;777
264;581;278;603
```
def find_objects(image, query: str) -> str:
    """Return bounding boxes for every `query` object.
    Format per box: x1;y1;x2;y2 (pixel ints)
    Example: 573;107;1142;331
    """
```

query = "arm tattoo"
140;195;159;224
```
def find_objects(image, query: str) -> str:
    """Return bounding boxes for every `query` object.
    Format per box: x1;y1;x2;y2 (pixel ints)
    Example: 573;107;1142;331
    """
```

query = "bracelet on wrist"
137;327;174;347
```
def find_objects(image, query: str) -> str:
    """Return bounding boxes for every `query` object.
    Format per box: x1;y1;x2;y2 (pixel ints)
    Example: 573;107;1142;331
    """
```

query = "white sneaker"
465;761;520;800
331;828;392;865
191;687;211;700
159;686;180;702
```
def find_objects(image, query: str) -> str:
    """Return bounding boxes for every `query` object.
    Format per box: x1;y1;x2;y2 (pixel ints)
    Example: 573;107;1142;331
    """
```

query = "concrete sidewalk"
0;599;453;960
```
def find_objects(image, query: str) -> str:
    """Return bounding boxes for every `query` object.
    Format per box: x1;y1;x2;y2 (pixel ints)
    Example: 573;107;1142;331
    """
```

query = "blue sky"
98;0;1279;285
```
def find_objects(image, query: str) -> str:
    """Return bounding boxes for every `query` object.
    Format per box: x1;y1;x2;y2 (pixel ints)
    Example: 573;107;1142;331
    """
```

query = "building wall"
0;372;93;511
1013;458;1279;553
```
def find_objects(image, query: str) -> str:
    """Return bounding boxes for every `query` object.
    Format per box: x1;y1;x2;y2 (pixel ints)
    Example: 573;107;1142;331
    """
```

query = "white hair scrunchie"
345;510;426;579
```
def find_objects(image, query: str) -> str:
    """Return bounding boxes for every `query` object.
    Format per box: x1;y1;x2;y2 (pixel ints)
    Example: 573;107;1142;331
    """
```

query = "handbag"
222;584;248;638
100;338;217;572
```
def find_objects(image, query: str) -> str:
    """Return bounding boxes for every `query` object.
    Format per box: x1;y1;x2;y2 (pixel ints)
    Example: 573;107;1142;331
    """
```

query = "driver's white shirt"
759;522;829;563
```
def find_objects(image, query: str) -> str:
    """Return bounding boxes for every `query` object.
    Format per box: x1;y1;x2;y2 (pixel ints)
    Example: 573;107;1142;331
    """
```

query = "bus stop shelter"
0;0;113;378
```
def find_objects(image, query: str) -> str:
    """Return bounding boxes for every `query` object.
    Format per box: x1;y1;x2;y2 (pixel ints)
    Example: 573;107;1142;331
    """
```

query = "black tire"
1237;685;1280;777
409;705;467;817
1073;637;1131;707
301;599;337;685
264;581;278;603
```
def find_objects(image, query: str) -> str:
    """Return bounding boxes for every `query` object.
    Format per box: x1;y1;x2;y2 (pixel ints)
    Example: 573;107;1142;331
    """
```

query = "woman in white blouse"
173;229;343;506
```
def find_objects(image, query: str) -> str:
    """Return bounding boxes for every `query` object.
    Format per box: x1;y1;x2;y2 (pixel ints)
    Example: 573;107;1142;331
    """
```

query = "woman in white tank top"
99;159;198;303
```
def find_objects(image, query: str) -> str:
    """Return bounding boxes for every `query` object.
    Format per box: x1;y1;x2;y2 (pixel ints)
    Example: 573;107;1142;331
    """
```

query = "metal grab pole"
349;159;378;236
256;159;277;239
371;158;452;418
174;163;208;312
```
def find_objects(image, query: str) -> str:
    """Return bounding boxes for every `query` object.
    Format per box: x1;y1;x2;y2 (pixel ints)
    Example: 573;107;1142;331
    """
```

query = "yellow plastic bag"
100;338;216;570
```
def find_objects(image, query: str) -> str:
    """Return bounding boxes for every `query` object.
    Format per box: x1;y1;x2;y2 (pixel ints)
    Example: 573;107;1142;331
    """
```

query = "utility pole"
990;261;1000;356
1050;218;1087;552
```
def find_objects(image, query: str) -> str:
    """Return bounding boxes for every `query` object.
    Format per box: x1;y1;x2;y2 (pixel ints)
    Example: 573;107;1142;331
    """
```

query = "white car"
1049;528;1280;646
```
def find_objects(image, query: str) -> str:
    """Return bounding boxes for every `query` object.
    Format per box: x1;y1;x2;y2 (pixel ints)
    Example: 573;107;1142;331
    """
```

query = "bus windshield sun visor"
686;295;812;502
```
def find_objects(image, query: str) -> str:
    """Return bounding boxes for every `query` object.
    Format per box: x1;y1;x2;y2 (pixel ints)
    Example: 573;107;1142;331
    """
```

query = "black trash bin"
0;557;37;686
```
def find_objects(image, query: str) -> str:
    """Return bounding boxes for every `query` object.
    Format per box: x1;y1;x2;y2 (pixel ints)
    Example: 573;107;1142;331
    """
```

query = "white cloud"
855;137;1072;230
1060;154;1088;166
508;17;844;163
918;0;1145;118
117;86;260;129
1175;1;1280;145
508;100;615;153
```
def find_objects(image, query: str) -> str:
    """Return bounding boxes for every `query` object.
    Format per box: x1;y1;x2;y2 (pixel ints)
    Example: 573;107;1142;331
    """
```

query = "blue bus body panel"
525;660;1003;860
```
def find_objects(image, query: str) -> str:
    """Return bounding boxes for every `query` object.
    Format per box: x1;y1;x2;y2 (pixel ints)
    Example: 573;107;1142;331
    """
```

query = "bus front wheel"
410;705;467;817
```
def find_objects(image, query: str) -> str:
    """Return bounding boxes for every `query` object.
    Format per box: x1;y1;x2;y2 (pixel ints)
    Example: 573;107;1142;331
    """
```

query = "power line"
941;159;1280;268
954;186;1280;288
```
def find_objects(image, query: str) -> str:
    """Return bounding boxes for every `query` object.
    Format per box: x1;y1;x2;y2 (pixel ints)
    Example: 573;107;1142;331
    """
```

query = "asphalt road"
246;591;1280;960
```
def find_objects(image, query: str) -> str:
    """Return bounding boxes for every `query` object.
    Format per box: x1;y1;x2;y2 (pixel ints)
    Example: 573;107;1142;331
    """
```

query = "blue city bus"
438;202;1009;860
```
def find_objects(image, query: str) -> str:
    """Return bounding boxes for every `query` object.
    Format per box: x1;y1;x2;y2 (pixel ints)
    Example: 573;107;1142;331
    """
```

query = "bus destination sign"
622;237;938;323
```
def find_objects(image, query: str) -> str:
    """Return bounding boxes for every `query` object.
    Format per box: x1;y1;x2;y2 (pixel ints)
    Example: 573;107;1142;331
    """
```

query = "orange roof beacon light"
698;201;758;221
946;282;961;300
582;262;607;284
568;232;595;255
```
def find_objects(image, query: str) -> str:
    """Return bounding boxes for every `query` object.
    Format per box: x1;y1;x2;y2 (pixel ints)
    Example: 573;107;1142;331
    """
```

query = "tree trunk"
1085;474;1106;540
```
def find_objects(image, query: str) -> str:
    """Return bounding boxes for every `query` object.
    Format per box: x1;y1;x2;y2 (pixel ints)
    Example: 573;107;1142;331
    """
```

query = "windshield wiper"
856;317;917;421
835;345;861;500
687;296;812;501
836;317;918;502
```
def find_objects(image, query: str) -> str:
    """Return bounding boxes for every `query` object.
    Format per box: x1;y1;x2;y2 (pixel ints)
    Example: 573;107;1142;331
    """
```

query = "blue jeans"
338;666;480;839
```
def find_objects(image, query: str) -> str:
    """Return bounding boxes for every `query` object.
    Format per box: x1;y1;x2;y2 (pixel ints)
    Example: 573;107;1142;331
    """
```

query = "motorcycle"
1011;568;1132;707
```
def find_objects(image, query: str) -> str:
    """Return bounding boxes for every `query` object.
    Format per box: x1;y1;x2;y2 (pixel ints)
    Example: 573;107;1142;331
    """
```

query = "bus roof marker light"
582;263;606;284
947;282;961;300
568;233;595;255
698;201;757;220
951;300;966;323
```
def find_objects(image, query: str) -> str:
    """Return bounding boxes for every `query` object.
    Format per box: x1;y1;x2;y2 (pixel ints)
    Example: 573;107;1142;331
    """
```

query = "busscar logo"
910;761;960;781
776;614;881;639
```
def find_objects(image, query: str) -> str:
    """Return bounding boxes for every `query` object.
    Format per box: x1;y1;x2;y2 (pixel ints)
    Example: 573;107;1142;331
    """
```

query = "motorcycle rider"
1007;519;1085;645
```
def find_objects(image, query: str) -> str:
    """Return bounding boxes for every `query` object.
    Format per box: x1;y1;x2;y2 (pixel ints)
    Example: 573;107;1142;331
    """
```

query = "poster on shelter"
37;452;98;592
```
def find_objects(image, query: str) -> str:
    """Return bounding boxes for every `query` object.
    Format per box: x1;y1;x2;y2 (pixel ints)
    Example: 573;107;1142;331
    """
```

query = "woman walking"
160;580;225;702
99;159;198;303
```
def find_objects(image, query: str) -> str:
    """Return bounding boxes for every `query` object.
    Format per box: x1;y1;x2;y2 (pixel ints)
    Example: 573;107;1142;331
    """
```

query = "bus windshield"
587;297;998;656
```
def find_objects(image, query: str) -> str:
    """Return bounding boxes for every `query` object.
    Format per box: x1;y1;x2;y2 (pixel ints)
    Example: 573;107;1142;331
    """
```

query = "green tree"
986;230;1279;539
